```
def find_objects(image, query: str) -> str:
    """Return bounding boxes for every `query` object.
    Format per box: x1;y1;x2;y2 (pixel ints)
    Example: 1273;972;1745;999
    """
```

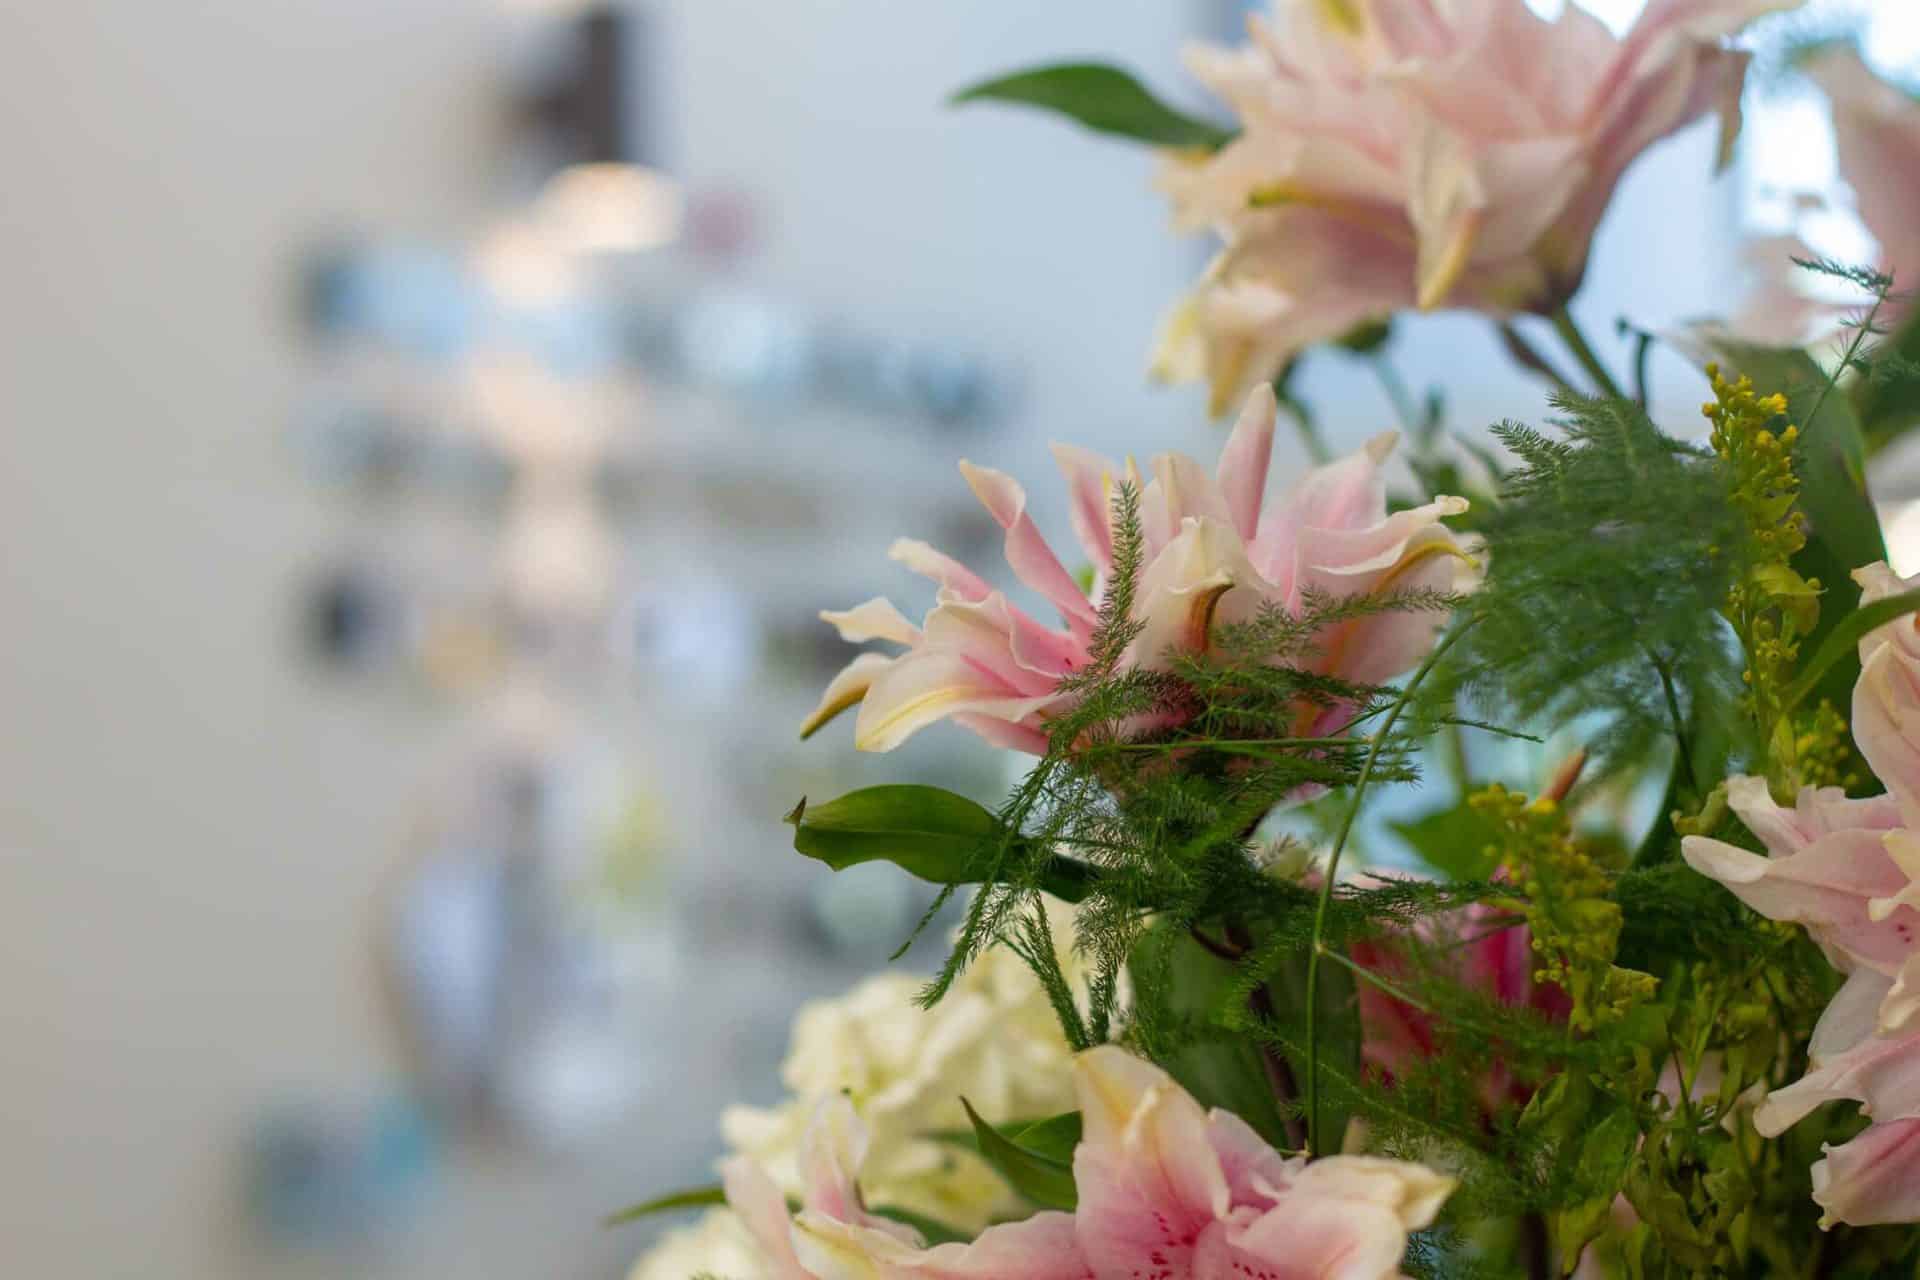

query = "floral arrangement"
624;3;1920;1277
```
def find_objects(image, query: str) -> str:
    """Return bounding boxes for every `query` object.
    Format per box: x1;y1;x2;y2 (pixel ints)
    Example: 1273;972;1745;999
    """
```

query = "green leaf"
603;1184;726;1227
786;786;1097;903
1784;587;1920;713
1007;1112;1083;1166
1549;1101;1640;1268
869;1206;972;1246
1390;799;1502;882
961;1098;1078;1210
951;62;1233;149
786;785;997;882
1718;342;1888;711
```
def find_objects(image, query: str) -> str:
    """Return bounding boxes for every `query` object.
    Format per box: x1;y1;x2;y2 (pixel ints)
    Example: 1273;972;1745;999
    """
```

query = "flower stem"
1550;305;1627;401
1225;917;1307;1153
1303;618;1476;1156
1370;357;1423;438
1495;320;1577;394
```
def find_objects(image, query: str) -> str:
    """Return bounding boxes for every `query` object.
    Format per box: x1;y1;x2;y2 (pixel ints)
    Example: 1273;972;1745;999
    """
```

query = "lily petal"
801;653;898;741
960;462;1099;632
822;597;922;647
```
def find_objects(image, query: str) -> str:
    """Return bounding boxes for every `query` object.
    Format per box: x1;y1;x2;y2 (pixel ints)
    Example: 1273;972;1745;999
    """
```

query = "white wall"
0;4;1202;1278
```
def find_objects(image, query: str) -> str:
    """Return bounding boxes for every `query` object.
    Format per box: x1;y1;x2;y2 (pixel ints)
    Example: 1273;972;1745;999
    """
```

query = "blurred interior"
2;1;1915;1276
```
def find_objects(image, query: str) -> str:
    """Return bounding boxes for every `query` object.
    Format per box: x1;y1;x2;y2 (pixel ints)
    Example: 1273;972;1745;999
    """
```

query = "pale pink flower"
1807;48;1920;329
1154;0;1792;412
1756;971;1920;1137
1069;1045;1453;1280
1680;776;1918;985
1752;970;1920;1227
720;1046;1454;1279
1853;563;1920;832
1685;562;1920;1227
721;1095;1088;1280
1812;1116;1920;1228
803;387;1473;755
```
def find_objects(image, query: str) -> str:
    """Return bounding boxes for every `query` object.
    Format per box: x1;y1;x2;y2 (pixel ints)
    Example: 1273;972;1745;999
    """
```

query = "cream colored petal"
801;652;898;741
821;597;921;647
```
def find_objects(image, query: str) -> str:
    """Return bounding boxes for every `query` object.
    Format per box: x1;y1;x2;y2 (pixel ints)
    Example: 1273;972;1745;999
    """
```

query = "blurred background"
1;2;1914;1277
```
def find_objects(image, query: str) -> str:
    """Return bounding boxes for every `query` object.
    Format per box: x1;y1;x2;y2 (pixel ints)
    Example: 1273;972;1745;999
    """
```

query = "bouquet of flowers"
623;3;1920;1276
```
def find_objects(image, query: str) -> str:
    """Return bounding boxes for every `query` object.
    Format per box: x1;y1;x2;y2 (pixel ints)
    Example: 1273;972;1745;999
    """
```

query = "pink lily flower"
1069;1045;1453;1280
1806;48;1920;331
803;387;1473;756
1812;1116;1920;1228
1750;970;1920;1227
1853;563;1920;832
720;1046;1455;1279
1684;561;1920;1227
1680;776;1918;990
1351;903;1569;1113
1153;0;1792;412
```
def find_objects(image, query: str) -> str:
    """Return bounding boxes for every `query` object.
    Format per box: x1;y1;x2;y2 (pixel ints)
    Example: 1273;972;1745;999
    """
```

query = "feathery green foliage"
1429;390;1750;781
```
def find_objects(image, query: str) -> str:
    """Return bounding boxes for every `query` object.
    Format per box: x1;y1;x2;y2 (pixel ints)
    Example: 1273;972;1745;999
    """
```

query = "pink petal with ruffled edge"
1854;562;1920;666
822;597;922;647
897;1214;1091;1280
1757;972;1920;1136
1853;642;1920;831
889;538;993;604
1051;442;1123;581
852;649;1059;754
722;1154;812;1280
959;462;1098;634
1250;432;1397;592
1813;1116;1920;1228
1216;384;1277;544
1680;822;1920;976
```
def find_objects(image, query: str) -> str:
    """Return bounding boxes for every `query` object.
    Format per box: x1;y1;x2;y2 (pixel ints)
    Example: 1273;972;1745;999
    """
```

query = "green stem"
1551;305;1627;401
1318;944;1436;1015
1303;619;1476;1155
1496;320;1578;394
1274;372;1332;464
1227;917;1308;1154
1370;357;1425;443
1649;650;1699;796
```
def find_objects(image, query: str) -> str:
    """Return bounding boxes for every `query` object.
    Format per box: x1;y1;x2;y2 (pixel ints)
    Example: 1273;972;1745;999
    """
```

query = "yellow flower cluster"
1471;785;1655;1034
1703;364;1820;788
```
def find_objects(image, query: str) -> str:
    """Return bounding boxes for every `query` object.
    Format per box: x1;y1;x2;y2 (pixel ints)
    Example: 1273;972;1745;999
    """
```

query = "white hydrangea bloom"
721;911;1087;1234
627;1207;760;1280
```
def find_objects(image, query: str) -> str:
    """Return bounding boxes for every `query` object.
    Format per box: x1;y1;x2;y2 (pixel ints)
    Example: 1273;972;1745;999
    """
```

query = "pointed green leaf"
869;1205;972;1246
1007;1112;1083;1166
786;785;998;882
1784;587;1920;713
1390;800;1503;882
961;1098;1078;1211
785;786;1098;902
952;63;1233;149
603;1184;726;1228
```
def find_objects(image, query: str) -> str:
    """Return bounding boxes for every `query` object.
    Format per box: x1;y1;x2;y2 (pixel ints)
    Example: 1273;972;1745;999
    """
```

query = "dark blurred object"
245;1093;436;1251
516;6;652;173
303;564;396;671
